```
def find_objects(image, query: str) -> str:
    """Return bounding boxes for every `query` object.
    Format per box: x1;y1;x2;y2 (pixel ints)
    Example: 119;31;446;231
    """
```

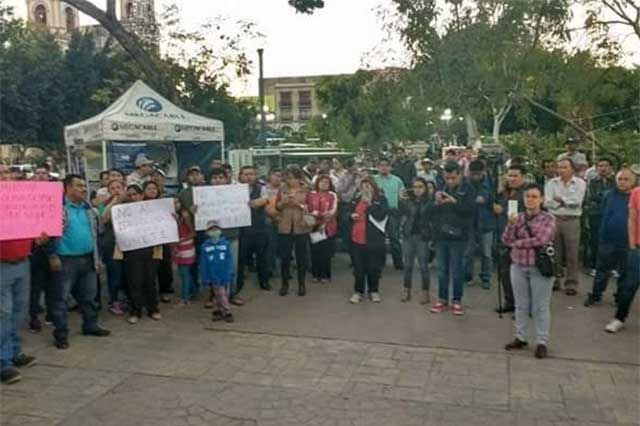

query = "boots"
279;281;289;296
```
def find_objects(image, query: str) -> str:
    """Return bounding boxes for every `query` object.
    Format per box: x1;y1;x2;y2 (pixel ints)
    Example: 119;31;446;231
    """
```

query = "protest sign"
0;182;63;241
112;198;179;251
193;184;251;230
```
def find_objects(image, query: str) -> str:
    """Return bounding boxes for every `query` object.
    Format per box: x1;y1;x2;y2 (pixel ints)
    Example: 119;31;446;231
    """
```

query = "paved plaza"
1;255;638;426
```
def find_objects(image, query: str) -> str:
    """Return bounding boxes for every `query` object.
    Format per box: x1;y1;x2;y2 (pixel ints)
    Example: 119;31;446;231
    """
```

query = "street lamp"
257;48;266;143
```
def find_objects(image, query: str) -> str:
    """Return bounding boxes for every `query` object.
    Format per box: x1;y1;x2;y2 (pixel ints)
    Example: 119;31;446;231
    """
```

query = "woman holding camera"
399;177;434;303
502;184;557;358
348;177;389;304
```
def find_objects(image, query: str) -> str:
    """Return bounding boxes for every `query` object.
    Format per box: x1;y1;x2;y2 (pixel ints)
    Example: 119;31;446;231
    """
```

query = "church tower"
120;0;155;22
26;0;79;35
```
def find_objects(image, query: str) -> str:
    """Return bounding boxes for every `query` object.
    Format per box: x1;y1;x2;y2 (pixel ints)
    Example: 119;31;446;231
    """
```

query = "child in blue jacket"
199;220;234;323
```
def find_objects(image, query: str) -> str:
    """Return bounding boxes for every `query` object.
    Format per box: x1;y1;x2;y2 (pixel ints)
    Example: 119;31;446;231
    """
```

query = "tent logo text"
136;97;163;113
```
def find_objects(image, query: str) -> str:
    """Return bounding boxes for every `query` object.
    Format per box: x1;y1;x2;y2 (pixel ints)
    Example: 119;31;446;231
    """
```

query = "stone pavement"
1;254;638;426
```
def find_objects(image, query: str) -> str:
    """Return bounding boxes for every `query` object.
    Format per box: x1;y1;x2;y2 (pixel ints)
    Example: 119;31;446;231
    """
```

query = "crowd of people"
1;138;639;384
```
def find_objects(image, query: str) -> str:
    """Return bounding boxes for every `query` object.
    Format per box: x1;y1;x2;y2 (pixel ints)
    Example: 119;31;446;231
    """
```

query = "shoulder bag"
523;219;556;277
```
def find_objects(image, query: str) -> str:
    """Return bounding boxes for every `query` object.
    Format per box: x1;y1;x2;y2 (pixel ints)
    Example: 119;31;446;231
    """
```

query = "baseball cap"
421;158;433;164
187;165;202;173
135;155;153;168
206;220;221;230
152;168;166;178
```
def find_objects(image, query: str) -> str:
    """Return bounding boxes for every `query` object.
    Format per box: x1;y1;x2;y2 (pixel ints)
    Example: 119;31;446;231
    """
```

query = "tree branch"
106;0;116;19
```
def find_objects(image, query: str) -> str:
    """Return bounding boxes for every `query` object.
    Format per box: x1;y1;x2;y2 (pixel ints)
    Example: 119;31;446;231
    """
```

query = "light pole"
257;48;266;144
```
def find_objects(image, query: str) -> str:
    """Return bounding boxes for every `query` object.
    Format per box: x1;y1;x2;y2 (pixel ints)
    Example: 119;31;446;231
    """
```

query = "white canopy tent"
64;80;224;182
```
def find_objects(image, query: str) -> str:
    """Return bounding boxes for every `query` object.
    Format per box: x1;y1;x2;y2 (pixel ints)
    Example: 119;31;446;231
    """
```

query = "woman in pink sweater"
307;174;338;283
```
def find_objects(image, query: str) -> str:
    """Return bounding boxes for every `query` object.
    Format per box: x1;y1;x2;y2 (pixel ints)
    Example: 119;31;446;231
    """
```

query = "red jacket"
0;239;33;262
307;191;338;237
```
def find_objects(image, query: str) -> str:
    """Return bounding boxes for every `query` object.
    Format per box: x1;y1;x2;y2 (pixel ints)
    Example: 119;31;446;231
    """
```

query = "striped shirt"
173;222;196;265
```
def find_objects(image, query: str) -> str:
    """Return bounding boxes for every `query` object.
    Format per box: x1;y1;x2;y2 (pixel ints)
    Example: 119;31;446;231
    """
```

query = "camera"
543;245;555;257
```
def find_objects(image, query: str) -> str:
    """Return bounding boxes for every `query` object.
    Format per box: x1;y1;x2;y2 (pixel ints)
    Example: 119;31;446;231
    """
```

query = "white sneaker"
127;316;138;324
605;319;624;333
150;312;162;321
370;292;381;303
588;269;597;277
612;270;621;279
349;293;362;304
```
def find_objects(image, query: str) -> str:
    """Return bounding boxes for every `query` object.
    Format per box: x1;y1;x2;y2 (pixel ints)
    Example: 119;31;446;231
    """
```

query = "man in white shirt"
544;158;587;295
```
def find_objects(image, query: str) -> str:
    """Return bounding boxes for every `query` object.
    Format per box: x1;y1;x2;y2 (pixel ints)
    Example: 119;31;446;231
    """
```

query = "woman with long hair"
307;174;338;283
275;166;313;296
348;177;389;304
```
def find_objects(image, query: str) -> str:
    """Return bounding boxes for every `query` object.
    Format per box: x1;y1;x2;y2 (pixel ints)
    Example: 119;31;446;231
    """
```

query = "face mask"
207;230;222;239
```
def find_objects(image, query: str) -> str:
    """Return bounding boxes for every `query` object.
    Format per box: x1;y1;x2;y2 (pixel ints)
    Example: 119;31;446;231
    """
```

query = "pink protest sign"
0;182;63;241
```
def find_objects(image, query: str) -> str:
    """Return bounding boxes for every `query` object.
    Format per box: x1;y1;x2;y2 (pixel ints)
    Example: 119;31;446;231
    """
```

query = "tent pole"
102;141;108;171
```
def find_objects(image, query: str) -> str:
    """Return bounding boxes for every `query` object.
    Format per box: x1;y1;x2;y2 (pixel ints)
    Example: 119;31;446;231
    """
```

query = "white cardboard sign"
193;184;251;231
112;198;179;251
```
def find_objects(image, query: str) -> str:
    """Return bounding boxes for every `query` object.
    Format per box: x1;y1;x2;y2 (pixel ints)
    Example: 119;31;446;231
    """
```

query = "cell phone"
508;200;518;217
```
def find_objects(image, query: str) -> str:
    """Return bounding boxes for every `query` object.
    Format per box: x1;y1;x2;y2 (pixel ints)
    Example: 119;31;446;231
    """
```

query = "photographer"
502;184;557;359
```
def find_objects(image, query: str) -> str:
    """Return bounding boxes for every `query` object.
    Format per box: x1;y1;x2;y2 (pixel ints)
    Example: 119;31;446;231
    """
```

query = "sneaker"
127;316;139;324
584;293;601;307
465;280;475;287
605;319;624;333
534;344;548;359
588;269;597;277
612;270;621;279
204;301;214;309
451;303;464;316
224;313;234;323
504;338;528;351
83;327;111;337
430;302;448;313
13;354;36;368
0;368;22;384
212;310;224;321
150;312;162;321
55;339;69;350
565;288;578;296
109;302;124;316
419;291;431;305
160;295;171;303
349;293;362;304
370;292;381;303
481;282;491;290
400;289;411;303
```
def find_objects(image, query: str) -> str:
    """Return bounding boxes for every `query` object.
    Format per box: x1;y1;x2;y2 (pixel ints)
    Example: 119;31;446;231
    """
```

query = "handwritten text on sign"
0;182;63;241
112;198;179;251
193;184;251;230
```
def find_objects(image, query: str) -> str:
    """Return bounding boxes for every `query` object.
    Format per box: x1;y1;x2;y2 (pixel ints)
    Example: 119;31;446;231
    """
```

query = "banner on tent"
0;182;63;241
193;184;251;230
112;198;179;251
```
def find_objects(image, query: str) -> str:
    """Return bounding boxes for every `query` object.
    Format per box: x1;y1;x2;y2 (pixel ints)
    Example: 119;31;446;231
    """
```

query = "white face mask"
207;230;222;239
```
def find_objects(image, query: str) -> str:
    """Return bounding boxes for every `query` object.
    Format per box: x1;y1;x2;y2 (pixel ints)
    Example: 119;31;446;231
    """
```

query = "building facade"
263;75;338;133
25;0;155;49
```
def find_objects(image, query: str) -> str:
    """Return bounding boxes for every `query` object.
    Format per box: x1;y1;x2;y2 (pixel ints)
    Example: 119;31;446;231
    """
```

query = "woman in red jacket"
307;174;338;283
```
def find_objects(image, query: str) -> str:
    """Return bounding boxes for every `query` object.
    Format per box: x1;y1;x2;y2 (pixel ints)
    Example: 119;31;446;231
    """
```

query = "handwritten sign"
193;184;251;230
111;198;179;251
0;182;63;241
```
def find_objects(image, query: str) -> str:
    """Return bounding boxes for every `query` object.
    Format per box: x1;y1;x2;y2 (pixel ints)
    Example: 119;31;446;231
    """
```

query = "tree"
583;0;640;41
390;0;573;143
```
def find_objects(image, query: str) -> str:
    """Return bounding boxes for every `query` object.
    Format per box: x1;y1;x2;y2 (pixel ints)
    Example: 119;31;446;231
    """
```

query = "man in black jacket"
392;147;417;188
430;162;476;315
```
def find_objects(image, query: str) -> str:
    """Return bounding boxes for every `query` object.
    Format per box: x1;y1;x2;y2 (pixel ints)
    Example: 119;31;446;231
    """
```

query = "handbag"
523;220;556;277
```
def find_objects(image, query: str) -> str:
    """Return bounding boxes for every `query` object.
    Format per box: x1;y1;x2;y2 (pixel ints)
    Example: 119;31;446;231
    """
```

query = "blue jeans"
511;264;554;345
105;257;124;304
50;255;99;341
436;241;467;304
178;264;194;302
591;243;627;299
463;230;494;285
616;248;640;322
0;260;30;370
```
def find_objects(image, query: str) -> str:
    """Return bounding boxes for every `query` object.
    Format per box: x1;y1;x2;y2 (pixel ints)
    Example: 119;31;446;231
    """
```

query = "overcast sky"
8;0;639;96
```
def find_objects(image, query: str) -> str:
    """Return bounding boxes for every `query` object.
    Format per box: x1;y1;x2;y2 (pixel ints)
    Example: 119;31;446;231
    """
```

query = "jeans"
279;234;310;288
402;235;430;291
511;264;554;345
311;237;335;280
238;231;270;291
591;244;628;299
50;255;99;341
615;248;640;322
435;240;466;304
0;260;30;370
267;223;280;275
352;243;385;294
30;249;52;318
554;217;581;289
178;264;194;302
104;257;124;304
386;209;403;267
463;230;493;285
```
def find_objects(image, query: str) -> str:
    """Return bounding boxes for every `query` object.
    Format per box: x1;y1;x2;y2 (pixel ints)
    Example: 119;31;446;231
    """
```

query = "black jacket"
392;159;417;187
349;192;390;250
399;195;434;240
433;182;476;241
